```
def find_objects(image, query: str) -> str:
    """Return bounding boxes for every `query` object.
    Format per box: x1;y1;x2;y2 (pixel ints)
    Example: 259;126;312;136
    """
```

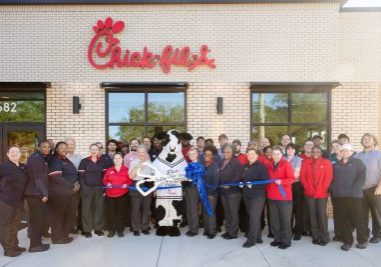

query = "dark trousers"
26;197;49;247
268;199;293;246
106;194;127;233
81;186;104;232
216;197;224;229
244;196;265;244
335;197;368;245
239;200;249;233
221;192;241;237
49;195;74;241
292;182;308;235
202;195;218;235
331;197;342;237
306;197;329;242
363;186;381;238
0;201;22;253
70;192;81;231
130;191;152;232
184;186;200;233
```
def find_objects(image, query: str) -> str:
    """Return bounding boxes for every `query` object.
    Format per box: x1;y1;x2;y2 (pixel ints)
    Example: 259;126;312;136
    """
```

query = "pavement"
1;220;381;267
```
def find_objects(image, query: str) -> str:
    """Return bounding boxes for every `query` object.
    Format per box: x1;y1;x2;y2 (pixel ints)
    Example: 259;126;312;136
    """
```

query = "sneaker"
133;231;140;236
185;231;198;237
107;231;115;238
370;236;381;244
94;230;104;236
356;242;368;249
341;244;351;251
242;241;255;248
83;232;92;238
118;232;125;237
4;250;21;257
142;230;150;235
293;234;302;241
278;243;290;249
270;241;280;247
29;244;50;253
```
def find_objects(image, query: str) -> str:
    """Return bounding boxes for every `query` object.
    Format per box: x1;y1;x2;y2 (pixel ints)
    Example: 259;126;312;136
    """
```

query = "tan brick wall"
331;82;381;151
46;82;105;156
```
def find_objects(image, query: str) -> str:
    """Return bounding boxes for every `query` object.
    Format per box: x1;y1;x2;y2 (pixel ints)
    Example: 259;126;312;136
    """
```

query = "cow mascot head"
150;129;188;236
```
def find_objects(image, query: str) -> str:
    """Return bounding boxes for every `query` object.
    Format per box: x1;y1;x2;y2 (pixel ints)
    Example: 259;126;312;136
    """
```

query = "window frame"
105;87;187;142
250;86;332;149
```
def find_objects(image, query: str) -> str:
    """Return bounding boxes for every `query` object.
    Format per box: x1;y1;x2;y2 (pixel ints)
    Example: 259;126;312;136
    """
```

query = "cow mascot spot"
150;130;188;236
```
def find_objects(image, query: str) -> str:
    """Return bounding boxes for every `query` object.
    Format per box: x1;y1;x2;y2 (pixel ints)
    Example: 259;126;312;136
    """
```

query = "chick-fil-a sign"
88;17;217;74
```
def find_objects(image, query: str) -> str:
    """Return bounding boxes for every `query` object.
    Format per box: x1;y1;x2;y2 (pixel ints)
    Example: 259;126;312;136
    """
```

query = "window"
251;88;330;149
107;90;186;142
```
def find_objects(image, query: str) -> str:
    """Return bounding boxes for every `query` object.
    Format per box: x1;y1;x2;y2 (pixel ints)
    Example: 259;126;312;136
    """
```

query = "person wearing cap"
354;133;381;244
181;133;193;163
266;146;295;249
331;143;367;251
128;145;152;236
300;146;333;246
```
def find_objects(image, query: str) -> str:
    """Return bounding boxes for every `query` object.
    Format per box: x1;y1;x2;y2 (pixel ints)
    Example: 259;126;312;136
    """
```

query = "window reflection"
148;93;185;123
291;93;327;123
108;93;144;123
252;93;288;123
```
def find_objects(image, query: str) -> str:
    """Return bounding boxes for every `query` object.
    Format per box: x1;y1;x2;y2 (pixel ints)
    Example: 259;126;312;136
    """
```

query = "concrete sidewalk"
1;220;380;267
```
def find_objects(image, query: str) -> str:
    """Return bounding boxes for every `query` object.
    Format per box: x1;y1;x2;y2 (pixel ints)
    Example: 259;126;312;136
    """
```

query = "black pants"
244;196;265;244
363;186;381;238
0;201;22;253
335;197;368;245
81;186;104;232
184;186;200;233
220;192;241;237
331;197;342;237
239;200;249;233
130;191;152;232
106;194;127;233
292;182;308;235
202;195;218;235
306;197;329;242
49;195;74;242
26;197;49;248
268;199;293;246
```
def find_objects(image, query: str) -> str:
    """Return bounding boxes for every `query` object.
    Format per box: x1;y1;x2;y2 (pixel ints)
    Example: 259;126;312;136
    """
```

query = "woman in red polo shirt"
103;153;132;238
266;146;295;249
300;146;333;246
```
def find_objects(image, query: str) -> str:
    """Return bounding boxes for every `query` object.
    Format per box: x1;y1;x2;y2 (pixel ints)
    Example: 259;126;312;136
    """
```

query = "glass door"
0;124;44;163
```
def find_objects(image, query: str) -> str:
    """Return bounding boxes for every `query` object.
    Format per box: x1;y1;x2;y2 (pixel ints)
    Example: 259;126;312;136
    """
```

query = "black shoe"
186;231;198;237
256;237;263;244
222;233;237;240
107;231;115;238
319;240;329;246
94;230;104;236
333;235;343;242
356;242;368;249
270;241;280;247
15;246;26;252
133;231;140;236
53;237;73;244
293;234;302;241
278;243;290;249
29;244;50;253
4;250;21;257
341;244;351;251
142;230;150;235
312;239;320;245
370;236;381;244
118;232;125;237
221;232;230;239
207;234;216;239
83;232;92;238
243;241;255;248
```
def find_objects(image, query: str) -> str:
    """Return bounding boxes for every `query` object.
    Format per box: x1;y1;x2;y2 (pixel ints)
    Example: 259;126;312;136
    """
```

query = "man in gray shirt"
354;133;381;244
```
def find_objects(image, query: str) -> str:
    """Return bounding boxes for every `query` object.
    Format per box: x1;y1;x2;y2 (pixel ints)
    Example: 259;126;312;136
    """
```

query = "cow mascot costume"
139;130;188;236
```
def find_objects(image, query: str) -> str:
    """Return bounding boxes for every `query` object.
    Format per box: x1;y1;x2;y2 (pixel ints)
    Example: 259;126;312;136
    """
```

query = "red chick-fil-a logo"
87;17;217;74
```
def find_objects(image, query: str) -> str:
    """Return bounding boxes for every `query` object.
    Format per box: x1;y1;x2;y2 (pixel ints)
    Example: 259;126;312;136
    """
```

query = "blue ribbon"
185;162;214;216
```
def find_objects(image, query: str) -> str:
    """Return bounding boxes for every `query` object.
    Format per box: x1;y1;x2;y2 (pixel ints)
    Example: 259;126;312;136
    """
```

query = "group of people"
0;131;380;258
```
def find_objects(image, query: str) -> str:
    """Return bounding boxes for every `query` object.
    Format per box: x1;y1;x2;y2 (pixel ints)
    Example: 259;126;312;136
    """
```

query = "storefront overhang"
100;82;188;89
250;82;341;92
0;0;343;4
0;82;51;91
